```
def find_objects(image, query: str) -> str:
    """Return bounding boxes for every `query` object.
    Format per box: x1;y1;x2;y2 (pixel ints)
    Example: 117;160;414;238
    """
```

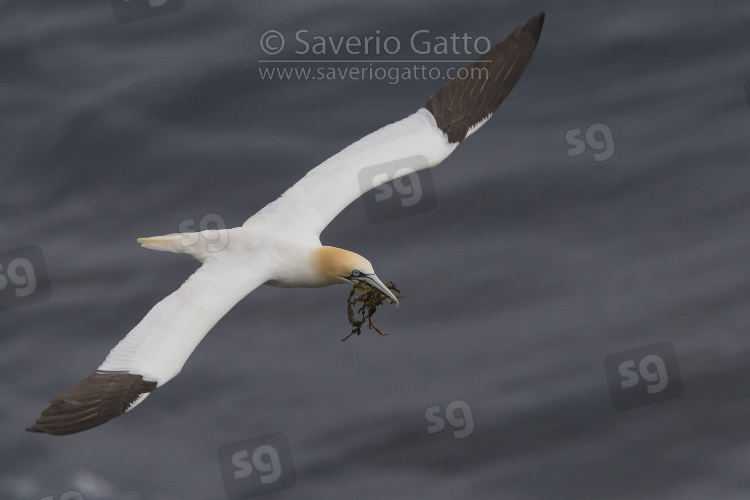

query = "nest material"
342;281;403;341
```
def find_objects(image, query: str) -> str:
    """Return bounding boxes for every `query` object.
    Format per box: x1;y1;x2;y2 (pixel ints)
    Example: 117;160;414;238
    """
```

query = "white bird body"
28;12;545;435
104;109;455;389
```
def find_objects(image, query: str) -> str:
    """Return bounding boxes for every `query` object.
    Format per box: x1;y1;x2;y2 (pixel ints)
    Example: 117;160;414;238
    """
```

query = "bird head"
314;246;399;306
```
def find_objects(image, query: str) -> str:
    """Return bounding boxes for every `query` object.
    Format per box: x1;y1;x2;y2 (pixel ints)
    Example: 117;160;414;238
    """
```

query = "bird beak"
362;274;399;307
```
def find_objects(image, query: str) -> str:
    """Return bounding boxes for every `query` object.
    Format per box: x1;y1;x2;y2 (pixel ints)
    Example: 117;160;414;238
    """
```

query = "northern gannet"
27;12;544;435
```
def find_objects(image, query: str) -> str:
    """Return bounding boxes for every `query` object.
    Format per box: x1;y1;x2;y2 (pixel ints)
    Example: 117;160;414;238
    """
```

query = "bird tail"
137;230;230;261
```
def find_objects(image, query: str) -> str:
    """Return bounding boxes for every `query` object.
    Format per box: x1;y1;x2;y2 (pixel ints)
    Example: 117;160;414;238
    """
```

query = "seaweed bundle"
342;281;403;341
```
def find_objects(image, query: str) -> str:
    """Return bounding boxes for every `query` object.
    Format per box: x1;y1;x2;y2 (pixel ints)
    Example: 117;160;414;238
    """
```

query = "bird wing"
244;12;544;236
27;254;271;435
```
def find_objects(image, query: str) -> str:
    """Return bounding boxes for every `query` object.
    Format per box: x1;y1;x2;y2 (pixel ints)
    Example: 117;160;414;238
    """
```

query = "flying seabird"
27;12;544;435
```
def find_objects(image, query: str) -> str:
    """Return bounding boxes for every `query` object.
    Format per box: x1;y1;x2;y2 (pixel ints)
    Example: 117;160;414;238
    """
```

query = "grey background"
2;0;750;498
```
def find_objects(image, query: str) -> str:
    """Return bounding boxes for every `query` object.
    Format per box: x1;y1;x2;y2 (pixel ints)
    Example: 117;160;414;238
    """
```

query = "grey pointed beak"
362;274;399;307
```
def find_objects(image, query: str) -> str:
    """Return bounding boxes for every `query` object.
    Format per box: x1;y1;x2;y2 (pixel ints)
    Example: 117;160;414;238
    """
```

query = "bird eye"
351;269;361;277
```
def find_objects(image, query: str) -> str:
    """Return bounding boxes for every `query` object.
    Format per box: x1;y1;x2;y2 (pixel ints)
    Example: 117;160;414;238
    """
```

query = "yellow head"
313;246;399;305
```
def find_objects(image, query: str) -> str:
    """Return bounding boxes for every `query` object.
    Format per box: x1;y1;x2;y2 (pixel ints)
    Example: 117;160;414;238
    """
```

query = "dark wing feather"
26;370;157;435
423;11;544;143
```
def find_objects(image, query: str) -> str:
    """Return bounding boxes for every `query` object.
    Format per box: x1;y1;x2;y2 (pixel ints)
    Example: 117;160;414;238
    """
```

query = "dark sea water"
3;0;750;498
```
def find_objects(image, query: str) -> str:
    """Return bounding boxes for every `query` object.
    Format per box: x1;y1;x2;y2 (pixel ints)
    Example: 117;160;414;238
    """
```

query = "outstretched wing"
244;12;544;236
27;254;270;435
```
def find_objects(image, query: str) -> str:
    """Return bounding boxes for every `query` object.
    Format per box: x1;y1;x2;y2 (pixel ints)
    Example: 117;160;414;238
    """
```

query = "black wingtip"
422;12;546;143
529;11;545;41
27;371;157;436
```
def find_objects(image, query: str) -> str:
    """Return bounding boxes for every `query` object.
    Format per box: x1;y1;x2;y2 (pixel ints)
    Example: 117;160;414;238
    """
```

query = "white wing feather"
244;108;457;235
98;254;270;386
